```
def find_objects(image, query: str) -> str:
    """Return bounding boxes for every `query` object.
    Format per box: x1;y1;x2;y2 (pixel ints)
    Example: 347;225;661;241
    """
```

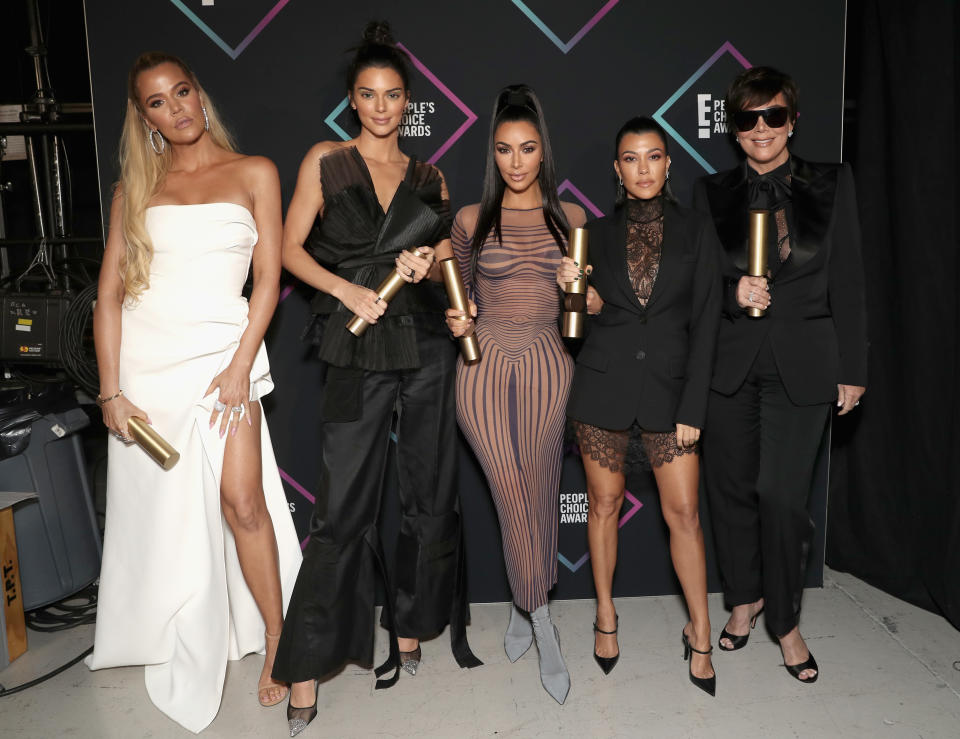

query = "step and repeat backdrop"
83;0;846;602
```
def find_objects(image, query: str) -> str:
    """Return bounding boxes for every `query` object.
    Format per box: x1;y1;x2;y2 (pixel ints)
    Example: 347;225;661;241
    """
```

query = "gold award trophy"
346;247;424;337
127;416;180;470
561;227;589;338
747;209;769;318
439;257;481;365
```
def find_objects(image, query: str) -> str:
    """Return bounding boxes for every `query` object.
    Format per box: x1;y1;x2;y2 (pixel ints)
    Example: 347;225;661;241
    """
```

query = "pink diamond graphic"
324;42;477;165
558;490;642;572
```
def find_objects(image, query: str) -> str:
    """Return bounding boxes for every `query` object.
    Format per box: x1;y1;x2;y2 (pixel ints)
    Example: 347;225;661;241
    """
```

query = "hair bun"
362;20;395;47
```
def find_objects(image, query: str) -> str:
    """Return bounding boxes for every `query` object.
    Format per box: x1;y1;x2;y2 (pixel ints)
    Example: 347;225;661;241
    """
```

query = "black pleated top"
303;146;451;370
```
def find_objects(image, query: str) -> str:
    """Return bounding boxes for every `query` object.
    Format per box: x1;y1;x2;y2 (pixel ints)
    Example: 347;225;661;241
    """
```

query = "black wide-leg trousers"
273;330;479;687
702;339;830;638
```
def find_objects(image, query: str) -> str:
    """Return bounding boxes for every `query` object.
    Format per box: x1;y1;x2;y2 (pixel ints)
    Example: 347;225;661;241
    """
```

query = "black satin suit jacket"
692;156;868;405
566;200;722;432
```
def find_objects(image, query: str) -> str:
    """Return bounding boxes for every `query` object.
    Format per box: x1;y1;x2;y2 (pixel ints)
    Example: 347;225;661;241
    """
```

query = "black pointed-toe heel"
784;651;819;684
399;644;422;676
592;614;619;675
718;608;761;651
682;631;716;697
287;680;319;737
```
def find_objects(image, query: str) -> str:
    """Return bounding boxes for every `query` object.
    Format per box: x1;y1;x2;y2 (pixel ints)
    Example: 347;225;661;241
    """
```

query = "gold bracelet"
96;389;123;407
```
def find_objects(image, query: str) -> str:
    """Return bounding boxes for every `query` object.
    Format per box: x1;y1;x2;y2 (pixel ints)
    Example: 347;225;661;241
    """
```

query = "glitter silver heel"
287;680;318;737
399;644;421;676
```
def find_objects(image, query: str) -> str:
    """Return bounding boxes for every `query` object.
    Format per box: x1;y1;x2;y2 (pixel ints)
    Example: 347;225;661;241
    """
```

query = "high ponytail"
469;84;570;279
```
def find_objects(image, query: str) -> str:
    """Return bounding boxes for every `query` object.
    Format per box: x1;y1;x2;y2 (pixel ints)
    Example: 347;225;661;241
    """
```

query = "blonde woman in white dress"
87;51;301;733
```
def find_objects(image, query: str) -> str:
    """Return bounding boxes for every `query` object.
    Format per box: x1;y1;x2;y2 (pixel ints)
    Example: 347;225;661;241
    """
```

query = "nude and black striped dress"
453;202;585;611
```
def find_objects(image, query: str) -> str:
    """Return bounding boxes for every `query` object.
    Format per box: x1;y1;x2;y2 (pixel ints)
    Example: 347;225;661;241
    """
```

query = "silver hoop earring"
202;105;210;131
618;177;623;187
148;129;165;155
666;170;671;180
788;130;794;138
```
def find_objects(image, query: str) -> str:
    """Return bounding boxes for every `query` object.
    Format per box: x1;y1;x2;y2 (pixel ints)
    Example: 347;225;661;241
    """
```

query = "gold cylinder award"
747;209;769;318
562;227;589;338
439;257;481;365
127;416;180;470
346;247;424;337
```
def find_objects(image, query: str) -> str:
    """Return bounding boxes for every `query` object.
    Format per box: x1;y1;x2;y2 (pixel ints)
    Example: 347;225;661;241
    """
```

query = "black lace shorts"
572;420;697;473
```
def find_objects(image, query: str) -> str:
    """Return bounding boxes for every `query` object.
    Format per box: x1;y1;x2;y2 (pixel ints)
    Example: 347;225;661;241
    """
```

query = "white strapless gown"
85;203;302;733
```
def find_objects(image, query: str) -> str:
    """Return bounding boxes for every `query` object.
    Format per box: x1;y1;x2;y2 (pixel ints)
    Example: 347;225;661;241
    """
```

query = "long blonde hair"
118;51;235;300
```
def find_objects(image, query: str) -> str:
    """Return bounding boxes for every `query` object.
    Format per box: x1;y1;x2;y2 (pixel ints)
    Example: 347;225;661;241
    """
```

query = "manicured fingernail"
220;428;225;438
573;261;579;266
231;426;237;436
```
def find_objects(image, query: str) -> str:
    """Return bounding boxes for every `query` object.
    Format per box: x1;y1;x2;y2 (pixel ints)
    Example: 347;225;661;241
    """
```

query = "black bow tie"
748;171;792;211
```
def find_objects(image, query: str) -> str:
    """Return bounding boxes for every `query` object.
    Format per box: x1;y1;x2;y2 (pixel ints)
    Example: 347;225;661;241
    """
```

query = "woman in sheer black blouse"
558;116;721;695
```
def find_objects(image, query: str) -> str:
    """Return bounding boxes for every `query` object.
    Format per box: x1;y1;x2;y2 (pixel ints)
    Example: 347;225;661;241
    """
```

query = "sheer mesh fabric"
317;146;451;239
775;204;791;264
625;196;664;306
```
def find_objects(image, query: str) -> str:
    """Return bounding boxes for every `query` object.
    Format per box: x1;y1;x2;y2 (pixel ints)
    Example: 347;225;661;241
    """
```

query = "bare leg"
220;402;286;704
584;454;625;659
652;453;713;680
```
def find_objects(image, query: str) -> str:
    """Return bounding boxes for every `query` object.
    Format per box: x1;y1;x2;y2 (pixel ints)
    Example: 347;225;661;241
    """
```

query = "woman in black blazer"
692;67;867;683
559;117;721;695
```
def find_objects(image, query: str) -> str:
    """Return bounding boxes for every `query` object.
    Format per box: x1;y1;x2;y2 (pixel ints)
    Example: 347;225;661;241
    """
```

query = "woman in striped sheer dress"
446;84;585;705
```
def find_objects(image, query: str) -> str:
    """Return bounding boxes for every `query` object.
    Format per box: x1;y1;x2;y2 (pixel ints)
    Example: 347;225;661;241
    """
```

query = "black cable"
0;581;98;698
0;646;93;698
24;582;98;632
58;281;99;396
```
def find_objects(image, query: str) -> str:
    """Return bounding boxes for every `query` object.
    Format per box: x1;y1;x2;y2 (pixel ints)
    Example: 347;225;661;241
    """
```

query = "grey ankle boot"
530;604;570;704
504;603;534;662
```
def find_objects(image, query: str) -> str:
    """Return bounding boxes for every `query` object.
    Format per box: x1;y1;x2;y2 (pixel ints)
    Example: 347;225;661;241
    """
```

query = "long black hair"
470;84;570;279
614;116;678;206
346;20;410;92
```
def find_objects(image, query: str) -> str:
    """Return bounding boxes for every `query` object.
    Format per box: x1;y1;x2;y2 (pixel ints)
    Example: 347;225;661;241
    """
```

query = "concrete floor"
1;567;958;738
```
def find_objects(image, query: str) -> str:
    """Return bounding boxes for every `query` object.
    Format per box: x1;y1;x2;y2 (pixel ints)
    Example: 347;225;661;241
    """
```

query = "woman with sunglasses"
693;66;867;683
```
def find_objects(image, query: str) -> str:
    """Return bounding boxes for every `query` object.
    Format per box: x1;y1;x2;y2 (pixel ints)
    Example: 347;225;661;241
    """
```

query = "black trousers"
272;330;479;687
702;338;830;638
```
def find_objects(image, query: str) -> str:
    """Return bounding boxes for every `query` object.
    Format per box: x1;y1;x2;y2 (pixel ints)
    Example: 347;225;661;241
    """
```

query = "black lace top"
747;159;793;275
572;194;697;471
625;196;664;306
303;146;451;370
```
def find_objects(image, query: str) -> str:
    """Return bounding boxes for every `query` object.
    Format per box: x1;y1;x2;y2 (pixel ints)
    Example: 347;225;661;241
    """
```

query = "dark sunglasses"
732;105;790;132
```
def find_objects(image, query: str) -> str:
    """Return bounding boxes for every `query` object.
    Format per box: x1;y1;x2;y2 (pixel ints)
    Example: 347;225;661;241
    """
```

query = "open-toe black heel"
682;631;716;697
718;608;762;651
287;680;319;737
784;651;819;684
592;613;619;675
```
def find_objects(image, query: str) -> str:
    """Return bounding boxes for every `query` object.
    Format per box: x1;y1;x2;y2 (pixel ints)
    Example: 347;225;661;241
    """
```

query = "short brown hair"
726;66;798;123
